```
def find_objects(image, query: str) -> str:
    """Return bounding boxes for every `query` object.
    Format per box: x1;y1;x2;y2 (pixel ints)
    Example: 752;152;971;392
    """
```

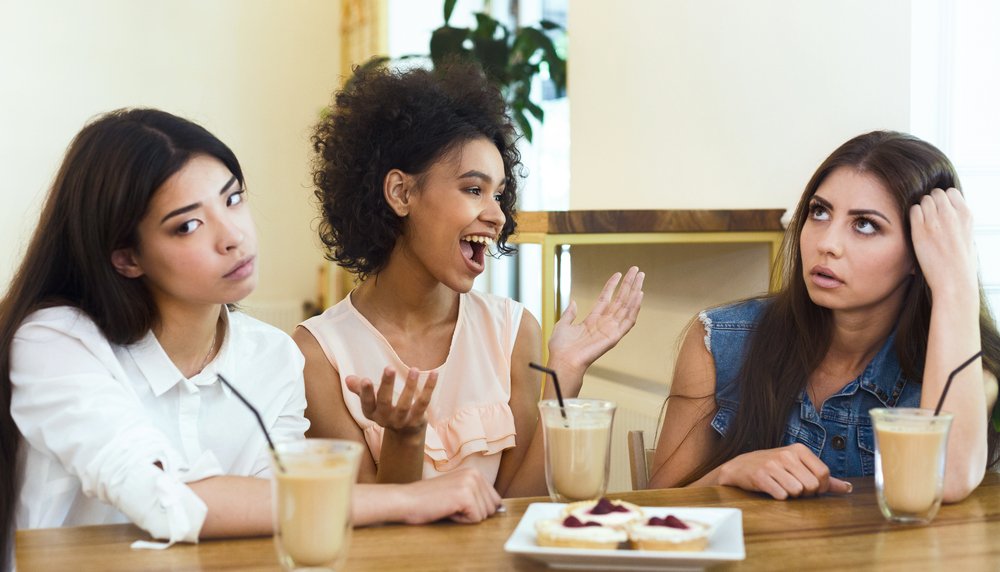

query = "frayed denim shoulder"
697;310;713;352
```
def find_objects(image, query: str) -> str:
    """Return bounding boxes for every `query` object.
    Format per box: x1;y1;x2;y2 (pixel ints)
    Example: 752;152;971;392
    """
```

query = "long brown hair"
681;131;1000;484
0;109;244;568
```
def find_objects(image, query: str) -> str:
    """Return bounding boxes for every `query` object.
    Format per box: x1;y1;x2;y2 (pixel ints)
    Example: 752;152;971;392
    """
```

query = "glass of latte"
271;439;362;571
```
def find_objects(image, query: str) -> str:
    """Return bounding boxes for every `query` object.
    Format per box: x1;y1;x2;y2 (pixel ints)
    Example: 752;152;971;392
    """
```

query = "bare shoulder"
292;325;354;438
292;325;325;361
670;316;717;399
647;315;720;488
512;308;542;355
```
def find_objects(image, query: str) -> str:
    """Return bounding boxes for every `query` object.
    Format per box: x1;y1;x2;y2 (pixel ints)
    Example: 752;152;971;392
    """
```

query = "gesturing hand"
547;266;645;379
345;367;438;436
910;187;978;298
718;443;853;500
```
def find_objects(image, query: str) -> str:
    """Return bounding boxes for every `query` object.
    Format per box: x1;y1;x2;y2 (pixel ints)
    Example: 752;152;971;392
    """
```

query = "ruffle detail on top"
364;402;516;473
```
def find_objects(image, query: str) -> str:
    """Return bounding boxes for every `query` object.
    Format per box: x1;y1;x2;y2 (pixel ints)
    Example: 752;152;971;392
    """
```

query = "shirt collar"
795;329;907;408
856;329;907;407
127;306;235;397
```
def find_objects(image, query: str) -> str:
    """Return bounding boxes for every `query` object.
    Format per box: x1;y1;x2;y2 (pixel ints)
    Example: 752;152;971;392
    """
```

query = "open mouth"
460;235;494;268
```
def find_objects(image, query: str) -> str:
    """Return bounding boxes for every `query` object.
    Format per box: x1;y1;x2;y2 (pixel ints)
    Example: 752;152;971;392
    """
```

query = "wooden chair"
627;430;656;490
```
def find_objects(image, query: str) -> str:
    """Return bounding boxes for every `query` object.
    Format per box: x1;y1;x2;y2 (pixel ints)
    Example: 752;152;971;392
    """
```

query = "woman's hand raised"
717;443;853;500
345;367;437;436
546;266;644;390
910;187;978;299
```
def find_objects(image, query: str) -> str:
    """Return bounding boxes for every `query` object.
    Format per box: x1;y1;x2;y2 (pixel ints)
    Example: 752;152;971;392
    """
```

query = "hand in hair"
546;266;645;393
346;367;437;436
909;187;978;299
716;443;853;500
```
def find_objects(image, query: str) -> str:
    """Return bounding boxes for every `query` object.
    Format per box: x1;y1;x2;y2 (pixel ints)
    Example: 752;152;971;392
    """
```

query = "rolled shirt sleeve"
11;310;209;543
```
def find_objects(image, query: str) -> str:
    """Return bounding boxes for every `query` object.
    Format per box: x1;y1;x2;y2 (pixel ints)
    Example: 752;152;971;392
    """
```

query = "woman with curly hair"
648;131;1000;502
295;61;644;497
1;108;510;568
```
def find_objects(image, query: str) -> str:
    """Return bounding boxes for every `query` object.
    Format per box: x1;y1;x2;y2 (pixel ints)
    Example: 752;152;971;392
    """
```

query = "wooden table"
17;473;1000;571
512;209;785;361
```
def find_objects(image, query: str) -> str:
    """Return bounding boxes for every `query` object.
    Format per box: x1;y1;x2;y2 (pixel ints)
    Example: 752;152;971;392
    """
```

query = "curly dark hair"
311;60;522;279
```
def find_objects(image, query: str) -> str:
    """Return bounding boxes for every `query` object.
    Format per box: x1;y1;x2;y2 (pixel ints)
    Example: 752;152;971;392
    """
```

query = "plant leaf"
511;107;533;142
515;28;566;88
443;0;458;24
524;98;545;122
538;19;562;31
430;26;470;66
473;12;500;41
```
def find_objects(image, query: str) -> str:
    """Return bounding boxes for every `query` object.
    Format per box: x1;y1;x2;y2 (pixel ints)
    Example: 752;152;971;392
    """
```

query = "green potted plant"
354;0;566;142
428;0;566;142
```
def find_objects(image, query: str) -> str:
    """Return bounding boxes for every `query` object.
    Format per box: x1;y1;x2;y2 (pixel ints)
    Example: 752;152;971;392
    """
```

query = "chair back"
627;430;656;490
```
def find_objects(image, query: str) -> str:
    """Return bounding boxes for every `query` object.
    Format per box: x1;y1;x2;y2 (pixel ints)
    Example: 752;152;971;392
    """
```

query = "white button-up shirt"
10;306;308;543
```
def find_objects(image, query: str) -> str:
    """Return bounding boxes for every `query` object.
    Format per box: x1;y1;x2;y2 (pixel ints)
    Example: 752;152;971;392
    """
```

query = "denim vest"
702;298;921;478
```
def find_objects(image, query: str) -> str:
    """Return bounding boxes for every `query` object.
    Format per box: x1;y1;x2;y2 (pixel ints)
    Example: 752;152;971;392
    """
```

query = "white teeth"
462;235;495;246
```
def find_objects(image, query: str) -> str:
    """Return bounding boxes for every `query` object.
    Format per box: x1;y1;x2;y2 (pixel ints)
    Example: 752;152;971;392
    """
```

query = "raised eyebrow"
218;175;238;195
159;176;238;224
811;195;891;224
848;208;892;224
809;195;833;209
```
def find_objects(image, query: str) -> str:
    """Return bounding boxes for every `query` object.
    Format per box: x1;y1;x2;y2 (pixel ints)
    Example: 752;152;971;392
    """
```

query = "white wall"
567;1;913;386
569;0;911;211
0;0;341;315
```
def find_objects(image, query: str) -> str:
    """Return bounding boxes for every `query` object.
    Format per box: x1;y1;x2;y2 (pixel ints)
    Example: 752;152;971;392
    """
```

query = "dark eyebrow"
810;194;892;224
457;170;494;183
457;170;508;191
159;176;238;224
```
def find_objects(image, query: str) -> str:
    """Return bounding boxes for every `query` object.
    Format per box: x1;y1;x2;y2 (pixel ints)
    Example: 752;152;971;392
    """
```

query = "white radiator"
579;372;666;493
241;300;306;335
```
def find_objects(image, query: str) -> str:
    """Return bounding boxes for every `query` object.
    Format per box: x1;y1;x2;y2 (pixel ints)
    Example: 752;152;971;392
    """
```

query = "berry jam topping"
648;515;689;529
588;498;630;515
563;516;602;528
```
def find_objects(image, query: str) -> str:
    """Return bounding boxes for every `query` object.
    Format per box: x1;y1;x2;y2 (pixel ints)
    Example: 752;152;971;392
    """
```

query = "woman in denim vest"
649;131;1000;501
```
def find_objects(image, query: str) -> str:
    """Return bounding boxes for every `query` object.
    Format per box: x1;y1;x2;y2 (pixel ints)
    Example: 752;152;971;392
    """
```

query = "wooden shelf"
510;209;786;367
516;208;785;234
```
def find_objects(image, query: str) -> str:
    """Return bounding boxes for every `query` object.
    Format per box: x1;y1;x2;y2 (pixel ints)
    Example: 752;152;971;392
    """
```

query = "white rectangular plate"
503;503;745;571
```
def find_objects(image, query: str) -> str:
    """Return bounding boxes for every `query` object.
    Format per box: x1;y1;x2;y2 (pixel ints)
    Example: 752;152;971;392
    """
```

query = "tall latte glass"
870;408;953;524
539;399;616;502
271;439;362;571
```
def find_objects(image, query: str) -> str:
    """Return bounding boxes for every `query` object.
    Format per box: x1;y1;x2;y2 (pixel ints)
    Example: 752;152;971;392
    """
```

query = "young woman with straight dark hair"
0;108;502;570
649;131;1000;501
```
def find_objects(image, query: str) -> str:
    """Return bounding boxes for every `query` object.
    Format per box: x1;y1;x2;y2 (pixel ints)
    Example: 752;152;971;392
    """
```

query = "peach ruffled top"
300;289;523;484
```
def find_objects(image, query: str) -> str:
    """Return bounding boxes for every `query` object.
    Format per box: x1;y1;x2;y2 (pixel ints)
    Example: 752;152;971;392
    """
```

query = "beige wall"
567;1;913;386
0;0;340;316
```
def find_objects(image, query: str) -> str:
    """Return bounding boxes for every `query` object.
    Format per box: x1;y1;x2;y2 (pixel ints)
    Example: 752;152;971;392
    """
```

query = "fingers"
742;445;837;500
346;375;378;419
796;446;832;494
612;269;644;327
446;469;501;524
782;461;821;497
751;471;791;500
410;371;438;419
390;368;420;425
556;299;578;326
917;187;968;226
827;477;853;495
375;367;397;414
587;271;623;318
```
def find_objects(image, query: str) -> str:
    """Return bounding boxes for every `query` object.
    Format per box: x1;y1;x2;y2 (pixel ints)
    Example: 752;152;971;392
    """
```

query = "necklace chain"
199;325;218;373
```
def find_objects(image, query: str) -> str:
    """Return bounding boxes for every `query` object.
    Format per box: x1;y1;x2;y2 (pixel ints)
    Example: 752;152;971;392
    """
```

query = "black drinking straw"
933;350;984;416
218;374;285;473
529;362;567;422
